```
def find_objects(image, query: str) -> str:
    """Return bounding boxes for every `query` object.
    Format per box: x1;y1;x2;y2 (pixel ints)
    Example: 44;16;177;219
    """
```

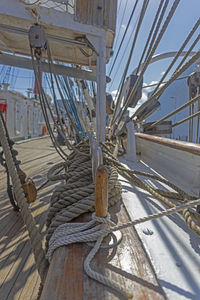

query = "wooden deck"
0;137;165;300
0;137;64;300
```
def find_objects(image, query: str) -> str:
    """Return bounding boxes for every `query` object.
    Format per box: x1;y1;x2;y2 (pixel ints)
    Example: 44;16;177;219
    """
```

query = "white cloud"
111;90;118;102
135;81;159;109
161;71;165;76
111;90;118;95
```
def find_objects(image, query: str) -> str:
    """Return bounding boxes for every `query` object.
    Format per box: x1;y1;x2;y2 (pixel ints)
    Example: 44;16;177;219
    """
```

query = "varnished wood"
135;132;200;155
95;165;108;218
0;137;66;300
41;204;165;300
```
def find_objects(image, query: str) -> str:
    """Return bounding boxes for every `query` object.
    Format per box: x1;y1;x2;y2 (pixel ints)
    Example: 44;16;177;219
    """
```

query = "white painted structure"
0;84;52;141
0;0;117;145
135;133;200;197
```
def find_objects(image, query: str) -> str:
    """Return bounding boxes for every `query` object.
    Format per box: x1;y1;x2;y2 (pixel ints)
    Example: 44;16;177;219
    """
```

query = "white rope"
47;213;133;299
47;198;200;297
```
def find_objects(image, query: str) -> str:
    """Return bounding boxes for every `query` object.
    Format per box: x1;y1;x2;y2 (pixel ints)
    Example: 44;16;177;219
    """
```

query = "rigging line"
58;76;81;133
173;32;200;74
56;75;79;135
115;0;180;128
45;47;67;140
172;109;200;128
109;0;123;68
142;75;189;89
111;0;149;126
151;18;200;98
46;43;85;143
108;14;139;92
150;94;200;128
113;0;169;126
44;65;76;152
52;76;91;157
108;0;139;77
143;0;169;65
46;46;82;138
131;49;200;122
135;0;165;76
108;0;129;71
36;66;68;159
57;73;86;140
31;50;67;160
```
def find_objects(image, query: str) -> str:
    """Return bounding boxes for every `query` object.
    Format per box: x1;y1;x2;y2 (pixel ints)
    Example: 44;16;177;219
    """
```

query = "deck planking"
0;137;64;300
0;137;165;299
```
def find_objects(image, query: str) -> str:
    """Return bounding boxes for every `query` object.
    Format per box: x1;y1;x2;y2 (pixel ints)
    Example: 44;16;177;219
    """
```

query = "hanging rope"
0;114;48;284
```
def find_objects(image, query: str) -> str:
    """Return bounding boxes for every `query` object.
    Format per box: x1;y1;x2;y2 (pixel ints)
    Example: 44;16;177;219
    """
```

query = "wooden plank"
0;53;97;81
75;0;117;31
0;137;63;299
41;205;165;300
4;201;48;300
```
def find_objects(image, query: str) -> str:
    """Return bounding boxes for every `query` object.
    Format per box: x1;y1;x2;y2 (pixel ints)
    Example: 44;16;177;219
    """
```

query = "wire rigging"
108;0;139;77
151;19;200;100
115;0;180;129
111;0;149;126
135;0;165;76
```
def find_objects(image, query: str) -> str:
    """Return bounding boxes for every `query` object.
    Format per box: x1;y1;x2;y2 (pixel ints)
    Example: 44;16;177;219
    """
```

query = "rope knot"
92;212;111;224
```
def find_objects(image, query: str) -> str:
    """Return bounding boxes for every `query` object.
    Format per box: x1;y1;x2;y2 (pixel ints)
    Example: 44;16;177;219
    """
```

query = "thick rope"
45;138;200;298
46;198;200;298
102;143;200;235
0;117;48;284
46;143;122;248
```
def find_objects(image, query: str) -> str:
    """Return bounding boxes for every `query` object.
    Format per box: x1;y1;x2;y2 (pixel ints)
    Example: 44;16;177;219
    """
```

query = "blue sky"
0;0;199;100
107;0;200;97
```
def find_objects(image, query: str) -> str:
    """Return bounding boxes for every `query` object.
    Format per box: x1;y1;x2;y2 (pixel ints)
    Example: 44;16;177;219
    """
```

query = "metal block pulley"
28;24;47;59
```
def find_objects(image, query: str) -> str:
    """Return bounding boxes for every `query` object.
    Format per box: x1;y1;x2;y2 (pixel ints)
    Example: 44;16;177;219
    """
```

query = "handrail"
135;133;200;156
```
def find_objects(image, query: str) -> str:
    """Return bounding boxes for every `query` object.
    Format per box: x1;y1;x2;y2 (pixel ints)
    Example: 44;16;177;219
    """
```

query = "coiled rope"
45;138;200;298
45;141;122;248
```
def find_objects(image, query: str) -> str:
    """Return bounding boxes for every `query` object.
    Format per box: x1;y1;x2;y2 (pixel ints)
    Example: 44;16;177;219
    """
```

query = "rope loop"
92;212;111;224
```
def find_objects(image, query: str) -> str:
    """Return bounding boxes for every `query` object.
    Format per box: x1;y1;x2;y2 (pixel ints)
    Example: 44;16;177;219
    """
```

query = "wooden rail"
40;206;164;300
135;133;200;156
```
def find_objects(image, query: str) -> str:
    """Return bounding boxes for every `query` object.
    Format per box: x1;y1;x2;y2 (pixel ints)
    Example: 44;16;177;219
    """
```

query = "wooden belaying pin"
95;165;108;218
